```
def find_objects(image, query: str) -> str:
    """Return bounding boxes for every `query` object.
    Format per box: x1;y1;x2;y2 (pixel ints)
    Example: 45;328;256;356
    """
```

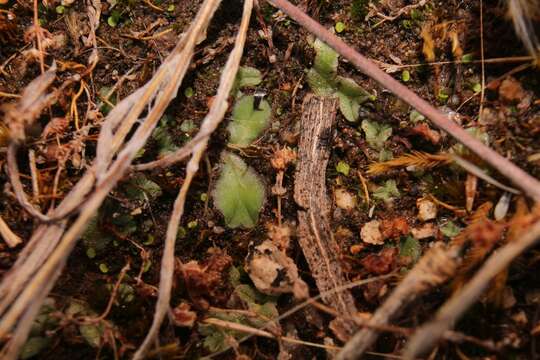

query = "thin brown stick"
81;262;130;324
132;1;251;357
403;219;540;359
28;150;39;201
266;0;540;201
478;0;486;119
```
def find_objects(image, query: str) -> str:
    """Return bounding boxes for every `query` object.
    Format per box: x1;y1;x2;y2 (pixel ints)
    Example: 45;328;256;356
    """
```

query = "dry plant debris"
0;0;539;358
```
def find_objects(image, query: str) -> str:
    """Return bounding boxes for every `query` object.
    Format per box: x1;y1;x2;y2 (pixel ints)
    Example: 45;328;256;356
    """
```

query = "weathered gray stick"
294;95;358;341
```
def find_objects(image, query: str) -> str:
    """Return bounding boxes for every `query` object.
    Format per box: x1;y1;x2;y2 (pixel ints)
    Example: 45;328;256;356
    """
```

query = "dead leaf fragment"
181;249;232;309
245;240;308;299
361;247;397;275
41;117;70;139
361;220;384;245
411;123;441;144
499;77;527;104
334;188;357;211
380;217;409;240
411;223;437;240
171;302;197;327
271;146;297;170
267;223;292;251
465;174;477;212
417;198;437;222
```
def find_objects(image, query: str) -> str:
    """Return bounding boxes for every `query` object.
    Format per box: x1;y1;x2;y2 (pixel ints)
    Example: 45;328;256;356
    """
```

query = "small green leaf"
472;83;482;93
440;221;461;237
228;95;271;147
21;337;50;359
107;11;121;27
201;326;228;352
144;234;155;245
177;226;187;239
361;120;392;150
98;86;115;114
187;220;198;229
236;66;262;88
410;9;423;21
335;21;346;33
306;68;337;96
167;4;175;12
313;38;339;77
184;87;194;98
142;259;152;273
336;77;371;122
111;213;137;236
401;70;410;82
229;266;242;287
86;248;96;259
180;119;196;133
452;127;489;157
79;323;104;348
338;92;360;122
409;109;425;123
437;88;449;102
213;152;265;228
461;53;474;63
55;5;65;14
82;215;112;254
400;236;421;264
114;283;135;304
373;180;400;201
337;76;370;99
378;148;393;162
66;300;87;317
336;161;350;176
99;263;109;273
125;174;162;201
152;117;177;156
402;19;412;29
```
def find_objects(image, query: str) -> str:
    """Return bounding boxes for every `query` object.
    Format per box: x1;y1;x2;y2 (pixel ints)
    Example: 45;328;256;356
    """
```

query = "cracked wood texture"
294;95;358;341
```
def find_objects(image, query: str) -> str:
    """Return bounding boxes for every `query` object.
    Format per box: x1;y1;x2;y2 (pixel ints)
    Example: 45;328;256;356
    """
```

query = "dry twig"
336;243;461;360
404;217;540;359
0;216;22;248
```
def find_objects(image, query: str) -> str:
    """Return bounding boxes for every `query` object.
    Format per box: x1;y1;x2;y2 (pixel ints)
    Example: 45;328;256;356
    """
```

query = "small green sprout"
213;152;265;228
336;161;351;176
99;263;109;273
372;180;400;202
228;95;271;147
184;86;194;98
401;70;411;82
440;221;461;237
335;21;346;33
307;38;372;122
361;119;392;150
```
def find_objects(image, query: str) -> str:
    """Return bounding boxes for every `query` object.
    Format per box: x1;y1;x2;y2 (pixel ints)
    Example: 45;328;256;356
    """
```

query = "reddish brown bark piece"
294;95;358;341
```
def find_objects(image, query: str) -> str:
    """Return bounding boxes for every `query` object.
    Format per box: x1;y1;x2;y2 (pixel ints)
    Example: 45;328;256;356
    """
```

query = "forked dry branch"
0;0;221;357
